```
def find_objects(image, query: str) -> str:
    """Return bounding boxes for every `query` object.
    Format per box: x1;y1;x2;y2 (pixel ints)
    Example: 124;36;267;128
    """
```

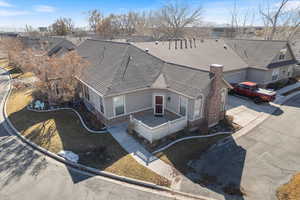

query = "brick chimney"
206;64;225;127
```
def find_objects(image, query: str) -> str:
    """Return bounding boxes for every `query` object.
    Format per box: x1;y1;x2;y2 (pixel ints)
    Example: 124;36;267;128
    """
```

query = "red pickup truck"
230;82;276;103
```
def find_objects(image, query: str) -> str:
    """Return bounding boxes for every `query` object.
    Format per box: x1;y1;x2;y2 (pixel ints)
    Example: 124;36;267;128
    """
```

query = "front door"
154;95;164;116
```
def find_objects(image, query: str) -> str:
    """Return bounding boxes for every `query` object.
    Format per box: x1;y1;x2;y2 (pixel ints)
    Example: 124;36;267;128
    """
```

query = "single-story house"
77;39;231;143
132;39;298;86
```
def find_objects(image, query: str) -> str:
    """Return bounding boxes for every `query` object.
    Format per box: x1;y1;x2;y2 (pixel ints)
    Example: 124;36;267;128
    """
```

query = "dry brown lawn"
0;60;33;79
155;135;226;172
277;173;300;200
6;88;170;187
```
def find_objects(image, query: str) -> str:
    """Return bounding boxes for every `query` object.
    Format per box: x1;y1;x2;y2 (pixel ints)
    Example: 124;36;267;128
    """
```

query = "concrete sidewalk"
108;123;182;189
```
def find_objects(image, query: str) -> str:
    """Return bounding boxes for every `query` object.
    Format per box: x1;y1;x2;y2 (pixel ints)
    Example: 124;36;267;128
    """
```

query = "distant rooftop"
132;39;248;72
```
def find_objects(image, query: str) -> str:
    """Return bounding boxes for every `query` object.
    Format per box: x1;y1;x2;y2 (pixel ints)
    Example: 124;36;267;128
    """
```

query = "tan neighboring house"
76;39;231;143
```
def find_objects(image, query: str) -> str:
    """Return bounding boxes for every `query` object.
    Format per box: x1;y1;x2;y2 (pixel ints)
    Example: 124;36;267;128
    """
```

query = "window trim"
82;84;90;101
287;66;293;77
99;95;104;114
153;94;165;115
220;88;227;112
279;54;285;60
272;69;280;81
113;95;126;117
193;96;203;120
178;96;188;117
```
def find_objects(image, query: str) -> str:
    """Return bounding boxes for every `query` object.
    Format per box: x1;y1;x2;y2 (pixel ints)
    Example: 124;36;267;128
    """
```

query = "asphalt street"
179;94;300;200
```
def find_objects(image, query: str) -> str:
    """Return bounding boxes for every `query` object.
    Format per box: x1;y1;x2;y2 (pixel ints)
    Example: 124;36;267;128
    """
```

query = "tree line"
25;0;299;41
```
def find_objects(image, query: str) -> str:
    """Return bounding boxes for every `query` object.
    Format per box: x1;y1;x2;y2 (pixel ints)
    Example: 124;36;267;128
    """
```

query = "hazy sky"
0;0;299;29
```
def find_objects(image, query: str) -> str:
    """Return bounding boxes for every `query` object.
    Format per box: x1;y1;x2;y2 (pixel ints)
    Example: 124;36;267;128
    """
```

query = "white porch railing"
130;115;188;143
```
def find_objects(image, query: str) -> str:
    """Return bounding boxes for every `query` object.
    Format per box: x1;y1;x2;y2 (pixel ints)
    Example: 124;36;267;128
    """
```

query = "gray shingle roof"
132;39;248;72
291;39;300;63
77;39;211;98
225;39;291;69
19;36;76;56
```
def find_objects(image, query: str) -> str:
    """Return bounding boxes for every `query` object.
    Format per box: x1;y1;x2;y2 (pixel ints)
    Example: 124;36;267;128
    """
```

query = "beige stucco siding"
165;91;180;114
265;65;294;83
246;68;268;84
224;69;247;84
84;87;102;112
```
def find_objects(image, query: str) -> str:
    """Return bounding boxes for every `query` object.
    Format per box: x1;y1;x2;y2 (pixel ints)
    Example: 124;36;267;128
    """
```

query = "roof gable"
151;73;168;89
225;39;289;69
77;39;212;97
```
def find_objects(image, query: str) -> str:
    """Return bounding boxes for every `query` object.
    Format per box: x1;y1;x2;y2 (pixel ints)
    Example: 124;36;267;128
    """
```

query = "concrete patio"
133;109;181;127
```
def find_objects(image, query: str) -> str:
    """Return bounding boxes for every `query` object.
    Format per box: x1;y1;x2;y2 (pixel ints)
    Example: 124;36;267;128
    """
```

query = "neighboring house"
133;39;298;86
226;39;297;85
19;36;76;57
77;39;231;143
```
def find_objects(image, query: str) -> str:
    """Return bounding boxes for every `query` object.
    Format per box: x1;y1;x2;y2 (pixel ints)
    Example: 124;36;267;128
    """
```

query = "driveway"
179;94;300;200
226;95;279;127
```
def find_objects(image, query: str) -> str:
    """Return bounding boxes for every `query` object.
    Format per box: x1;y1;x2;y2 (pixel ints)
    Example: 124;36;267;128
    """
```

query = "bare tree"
259;0;299;40
229;0;256;38
88;10;103;32
153;0;203;38
50;18;74;36
1;37;88;104
25;25;40;37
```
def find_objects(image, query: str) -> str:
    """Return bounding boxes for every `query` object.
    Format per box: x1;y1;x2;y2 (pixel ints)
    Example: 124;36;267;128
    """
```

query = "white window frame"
272;69;280;81
287;66;293;77
178;96;188;117
220;88;227;112
82;84;90;101
99;96;104;114
279;54;285;60
153;94;165;115
113;95;126;117
193;96;203;120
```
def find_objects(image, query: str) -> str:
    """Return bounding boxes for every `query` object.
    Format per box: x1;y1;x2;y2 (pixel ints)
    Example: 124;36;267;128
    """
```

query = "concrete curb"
27;106;107;134
0;66;211;200
153;132;232;154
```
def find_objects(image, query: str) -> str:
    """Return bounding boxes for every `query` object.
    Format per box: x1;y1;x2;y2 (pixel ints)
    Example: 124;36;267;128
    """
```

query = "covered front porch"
130;109;188;143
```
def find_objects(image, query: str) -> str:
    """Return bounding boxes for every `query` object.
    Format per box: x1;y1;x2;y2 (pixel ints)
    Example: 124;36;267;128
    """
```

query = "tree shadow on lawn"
0;123;48;189
6;106;129;184
157;136;247;200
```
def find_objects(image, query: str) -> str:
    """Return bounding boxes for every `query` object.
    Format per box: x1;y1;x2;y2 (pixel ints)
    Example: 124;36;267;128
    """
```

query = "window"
220;89;227;112
179;96;188;116
99;96;104;113
279;54;285;60
82;84;90;100
113;96;125;116
194;97;202;119
272;69;279;81
287;67;293;77
279;48;287;60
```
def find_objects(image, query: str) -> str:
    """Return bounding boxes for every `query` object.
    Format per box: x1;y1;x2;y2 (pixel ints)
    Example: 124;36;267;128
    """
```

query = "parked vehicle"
230;82;276;103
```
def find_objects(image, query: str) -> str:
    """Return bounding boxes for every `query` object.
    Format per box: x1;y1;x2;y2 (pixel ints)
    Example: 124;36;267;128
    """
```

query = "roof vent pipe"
189;39;192;48
185;39;188;48
175;39;178;49
180;39;183;49
168;39;171;50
